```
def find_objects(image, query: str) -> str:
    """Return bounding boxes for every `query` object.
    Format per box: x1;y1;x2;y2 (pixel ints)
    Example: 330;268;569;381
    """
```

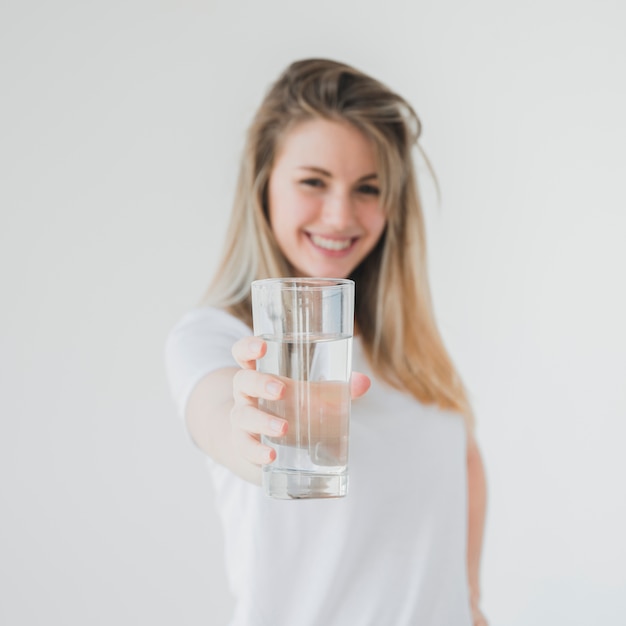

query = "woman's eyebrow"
297;166;332;176
297;166;378;181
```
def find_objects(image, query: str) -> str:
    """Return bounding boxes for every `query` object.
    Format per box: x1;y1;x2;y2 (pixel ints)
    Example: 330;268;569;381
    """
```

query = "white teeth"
310;234;353;251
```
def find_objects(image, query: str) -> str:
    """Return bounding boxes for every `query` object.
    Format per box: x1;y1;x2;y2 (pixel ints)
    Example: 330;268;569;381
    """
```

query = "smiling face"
267;118;387;279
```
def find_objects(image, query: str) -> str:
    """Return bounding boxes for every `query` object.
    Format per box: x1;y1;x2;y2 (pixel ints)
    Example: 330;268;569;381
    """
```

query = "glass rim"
251;277;354;291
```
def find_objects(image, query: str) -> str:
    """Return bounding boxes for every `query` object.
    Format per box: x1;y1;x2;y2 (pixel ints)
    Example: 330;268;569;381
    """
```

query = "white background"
1;1;625;624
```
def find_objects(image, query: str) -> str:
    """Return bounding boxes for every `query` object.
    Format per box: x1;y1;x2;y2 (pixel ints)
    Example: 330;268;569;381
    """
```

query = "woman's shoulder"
168;305;252;340
164;306;251;418
165;305;252;383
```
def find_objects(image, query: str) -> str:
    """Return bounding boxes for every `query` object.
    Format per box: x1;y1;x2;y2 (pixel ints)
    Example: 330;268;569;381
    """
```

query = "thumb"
350;372;371;399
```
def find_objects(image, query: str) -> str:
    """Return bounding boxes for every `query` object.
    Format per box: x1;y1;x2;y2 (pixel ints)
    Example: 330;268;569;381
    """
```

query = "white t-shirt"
165;306;472;626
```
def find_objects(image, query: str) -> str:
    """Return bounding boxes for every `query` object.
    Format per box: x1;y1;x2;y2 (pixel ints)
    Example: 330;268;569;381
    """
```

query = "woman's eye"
357;184;380;196
300;178;325;188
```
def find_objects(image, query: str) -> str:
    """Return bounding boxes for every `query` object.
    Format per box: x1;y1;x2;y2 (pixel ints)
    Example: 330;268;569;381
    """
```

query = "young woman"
166;58;488;626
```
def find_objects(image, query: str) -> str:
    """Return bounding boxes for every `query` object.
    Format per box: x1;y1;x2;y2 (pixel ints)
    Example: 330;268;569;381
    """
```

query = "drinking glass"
251;278;355;499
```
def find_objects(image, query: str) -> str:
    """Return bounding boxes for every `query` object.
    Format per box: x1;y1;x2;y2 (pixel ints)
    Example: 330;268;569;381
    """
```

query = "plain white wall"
1;1;625;624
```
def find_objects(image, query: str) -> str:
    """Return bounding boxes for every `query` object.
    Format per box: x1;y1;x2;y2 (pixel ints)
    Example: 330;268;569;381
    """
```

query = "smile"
309;234;355;251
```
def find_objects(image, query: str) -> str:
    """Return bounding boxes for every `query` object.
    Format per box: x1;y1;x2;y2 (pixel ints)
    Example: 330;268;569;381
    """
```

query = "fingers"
232;336;371;400
231;366;287;467
230;338;370;470
230;402;287;465
350;372;371;399
233;368;285;403
231;428;277;466
232;336;266;369
230;403;287;466
231;403;287;438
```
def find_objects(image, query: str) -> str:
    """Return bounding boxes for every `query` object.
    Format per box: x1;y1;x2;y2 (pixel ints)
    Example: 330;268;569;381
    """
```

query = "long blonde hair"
206;58;473;427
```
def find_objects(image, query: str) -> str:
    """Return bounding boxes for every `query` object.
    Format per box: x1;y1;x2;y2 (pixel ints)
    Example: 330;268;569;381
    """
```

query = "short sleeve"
164;306;252;418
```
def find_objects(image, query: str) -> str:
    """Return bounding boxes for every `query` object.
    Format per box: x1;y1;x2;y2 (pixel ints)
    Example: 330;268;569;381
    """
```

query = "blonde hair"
205;58;474;427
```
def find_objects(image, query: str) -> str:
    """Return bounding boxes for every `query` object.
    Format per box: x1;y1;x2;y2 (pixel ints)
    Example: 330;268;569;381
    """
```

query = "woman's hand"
470;597;488;626
230;336;371;476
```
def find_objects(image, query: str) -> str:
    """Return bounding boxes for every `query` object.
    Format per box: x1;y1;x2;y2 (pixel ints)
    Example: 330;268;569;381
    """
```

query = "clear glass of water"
251;278;354;499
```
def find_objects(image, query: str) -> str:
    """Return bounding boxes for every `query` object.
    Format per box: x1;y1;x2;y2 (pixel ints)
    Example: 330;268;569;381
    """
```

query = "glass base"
263;469;348;500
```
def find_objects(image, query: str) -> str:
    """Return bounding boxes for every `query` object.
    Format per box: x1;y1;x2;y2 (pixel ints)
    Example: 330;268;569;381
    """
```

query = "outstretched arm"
184;335;370;486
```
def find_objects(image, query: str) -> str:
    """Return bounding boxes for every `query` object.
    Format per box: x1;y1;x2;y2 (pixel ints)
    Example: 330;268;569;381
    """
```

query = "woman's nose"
321;192;355;229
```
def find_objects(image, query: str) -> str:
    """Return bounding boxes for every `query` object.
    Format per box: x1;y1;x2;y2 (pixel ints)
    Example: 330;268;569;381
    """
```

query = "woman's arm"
184;337;287;485
467;430;488;625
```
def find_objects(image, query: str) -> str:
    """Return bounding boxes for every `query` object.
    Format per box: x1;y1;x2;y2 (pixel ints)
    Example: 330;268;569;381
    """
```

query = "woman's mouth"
308;233;355;252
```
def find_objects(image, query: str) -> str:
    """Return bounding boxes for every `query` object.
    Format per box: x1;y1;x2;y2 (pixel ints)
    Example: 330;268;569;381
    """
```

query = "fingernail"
270;419;285;434
249;339;263;355
266;381;283;398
